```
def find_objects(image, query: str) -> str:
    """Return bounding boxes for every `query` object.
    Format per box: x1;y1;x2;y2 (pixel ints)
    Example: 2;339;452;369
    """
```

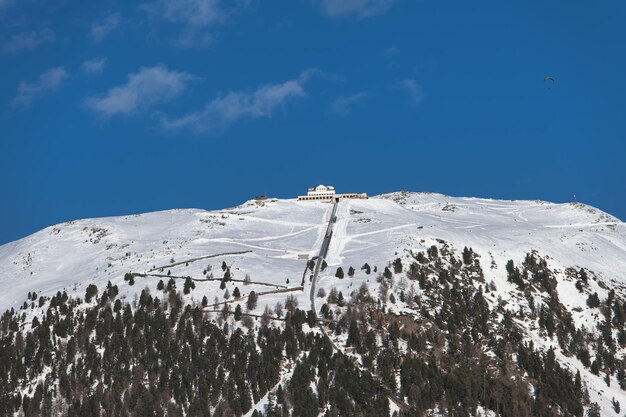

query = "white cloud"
329;92;368;116
383;47;400;59
90;13;121;42
3;29;55;54
161;72;310;133
11;67;68;109
397;79;424;104
141;0;227;47
320;0;395;19
82;57;107;75
84;65;195;118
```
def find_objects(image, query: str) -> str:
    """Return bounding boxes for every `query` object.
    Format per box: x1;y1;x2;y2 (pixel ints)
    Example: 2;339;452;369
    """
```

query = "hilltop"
1;192;625;417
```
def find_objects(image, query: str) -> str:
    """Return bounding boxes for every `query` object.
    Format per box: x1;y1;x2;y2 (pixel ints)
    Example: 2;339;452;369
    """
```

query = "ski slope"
1;191;625;414
1;192;624;320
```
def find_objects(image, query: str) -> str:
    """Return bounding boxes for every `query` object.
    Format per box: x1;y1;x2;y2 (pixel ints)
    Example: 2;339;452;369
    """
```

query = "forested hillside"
1;193;625;416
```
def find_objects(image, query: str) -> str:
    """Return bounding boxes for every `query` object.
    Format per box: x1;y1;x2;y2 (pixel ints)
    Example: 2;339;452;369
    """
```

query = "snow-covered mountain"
1;192;625;416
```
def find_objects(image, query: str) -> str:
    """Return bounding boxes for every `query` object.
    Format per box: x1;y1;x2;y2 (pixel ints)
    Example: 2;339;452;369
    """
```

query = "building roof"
308;184;335;192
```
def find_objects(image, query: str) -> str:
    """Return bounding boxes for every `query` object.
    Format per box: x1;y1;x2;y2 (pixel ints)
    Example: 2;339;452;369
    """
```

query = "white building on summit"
306;185;335;198
297;185;367;201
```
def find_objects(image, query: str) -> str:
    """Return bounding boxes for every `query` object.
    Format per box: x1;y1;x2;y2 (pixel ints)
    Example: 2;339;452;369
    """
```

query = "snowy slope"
318;192;626;320
0;199;332;314
1;191;625;414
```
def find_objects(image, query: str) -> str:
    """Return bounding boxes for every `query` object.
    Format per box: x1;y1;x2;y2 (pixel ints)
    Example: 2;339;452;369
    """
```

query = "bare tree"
242;315;255;329
274;301;284;318
221;303;231;320
285;294;298;313
262;305;273;326
353;283;374;305
327;287;339;304
397;277;408;291
406;284;416;309
378;281;389;303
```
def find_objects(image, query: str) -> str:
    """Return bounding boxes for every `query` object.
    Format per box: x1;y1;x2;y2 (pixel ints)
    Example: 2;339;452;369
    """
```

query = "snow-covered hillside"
1;192;625;416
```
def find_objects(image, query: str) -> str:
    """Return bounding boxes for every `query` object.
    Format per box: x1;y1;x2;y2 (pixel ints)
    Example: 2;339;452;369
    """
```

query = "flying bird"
544;76;556;82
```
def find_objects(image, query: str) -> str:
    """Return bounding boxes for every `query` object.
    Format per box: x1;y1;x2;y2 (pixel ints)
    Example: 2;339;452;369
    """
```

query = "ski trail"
311;203;335;255
348;223;419;239
206;238;302;254
325;200;351;266
544;222;618;229
222;224;319;242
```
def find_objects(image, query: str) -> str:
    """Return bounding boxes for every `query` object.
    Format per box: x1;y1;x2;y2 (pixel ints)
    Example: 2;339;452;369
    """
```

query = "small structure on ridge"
297;185;367;202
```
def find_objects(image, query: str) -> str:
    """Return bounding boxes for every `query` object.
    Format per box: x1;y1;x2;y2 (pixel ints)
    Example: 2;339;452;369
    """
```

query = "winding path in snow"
146;250;252;272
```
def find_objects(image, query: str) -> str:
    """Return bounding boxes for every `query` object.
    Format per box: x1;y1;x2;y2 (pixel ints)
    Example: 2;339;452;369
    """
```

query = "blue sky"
1;0;625;244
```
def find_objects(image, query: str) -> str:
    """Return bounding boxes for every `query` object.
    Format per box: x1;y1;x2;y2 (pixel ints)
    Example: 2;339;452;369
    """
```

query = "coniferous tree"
320;304;330;318
247;291;258;311
579;268;589;284
587;403;601;417
383;267;393;279
587;293;600;308
183;277;195;295
462;247;472;265
85;284;98;302
337;292;345;307
416;252;427;264
0;247;603;417
612;398;620;413
393;258;403;273
346;320;361;350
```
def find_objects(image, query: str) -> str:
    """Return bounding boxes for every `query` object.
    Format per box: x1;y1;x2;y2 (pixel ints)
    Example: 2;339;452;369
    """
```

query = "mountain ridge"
1;191;625;416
